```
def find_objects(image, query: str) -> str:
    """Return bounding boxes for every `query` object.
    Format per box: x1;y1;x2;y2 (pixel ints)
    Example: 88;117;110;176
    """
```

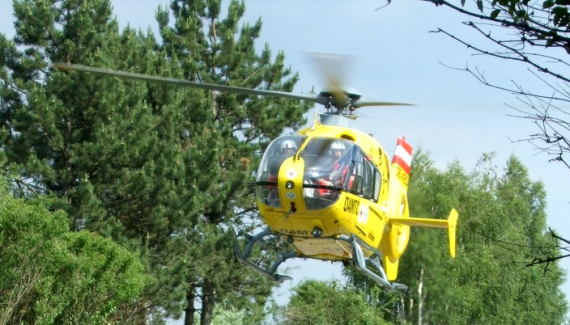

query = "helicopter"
53;61;458;292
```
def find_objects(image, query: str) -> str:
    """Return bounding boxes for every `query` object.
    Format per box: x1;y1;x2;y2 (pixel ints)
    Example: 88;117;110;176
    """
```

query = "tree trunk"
200;280;216;325
184;286;196;325
418;268;424;325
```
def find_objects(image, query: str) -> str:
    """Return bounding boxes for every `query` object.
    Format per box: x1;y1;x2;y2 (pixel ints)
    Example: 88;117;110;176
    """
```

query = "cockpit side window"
362;159;375;199
348;150;364;195
348;149;381;201
300;138;354;210
257;135;306;178
256;135;306;208
373;170;381;201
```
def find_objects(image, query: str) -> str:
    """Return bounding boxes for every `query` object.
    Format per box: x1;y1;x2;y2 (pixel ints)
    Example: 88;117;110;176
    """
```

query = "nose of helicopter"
277;156;307;214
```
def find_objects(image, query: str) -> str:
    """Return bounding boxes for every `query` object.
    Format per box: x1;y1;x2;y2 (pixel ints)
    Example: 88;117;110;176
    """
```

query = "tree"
416;0;570;168
1;1;173;320
410;0;570;267
190;305;247;325
154;1;312;324
345;151;568;324
406;152;567;324
276;280;392;325
0;175;146;324
0;0;312;324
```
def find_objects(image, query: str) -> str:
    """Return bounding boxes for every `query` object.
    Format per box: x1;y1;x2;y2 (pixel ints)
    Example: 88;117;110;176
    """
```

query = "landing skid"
232;229;296;283
232;230;408;291
340;234;408;292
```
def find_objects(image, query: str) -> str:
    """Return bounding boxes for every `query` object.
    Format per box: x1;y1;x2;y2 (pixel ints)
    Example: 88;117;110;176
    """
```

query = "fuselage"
255;122;394;261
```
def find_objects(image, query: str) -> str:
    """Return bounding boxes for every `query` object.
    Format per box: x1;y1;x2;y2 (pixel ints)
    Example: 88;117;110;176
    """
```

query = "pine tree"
1;1;169;322
155;1;312;323
1;0;312;324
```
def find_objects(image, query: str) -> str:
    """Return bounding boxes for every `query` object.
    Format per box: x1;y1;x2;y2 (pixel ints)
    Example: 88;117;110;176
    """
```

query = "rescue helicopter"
53;61;458;292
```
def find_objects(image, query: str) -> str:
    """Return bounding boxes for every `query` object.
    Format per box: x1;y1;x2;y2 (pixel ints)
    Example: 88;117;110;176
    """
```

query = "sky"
1;0;569;321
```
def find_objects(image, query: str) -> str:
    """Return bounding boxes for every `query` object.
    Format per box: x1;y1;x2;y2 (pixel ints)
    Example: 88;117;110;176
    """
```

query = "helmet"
331;140;345;157
281;139;297;154
331;140;345;150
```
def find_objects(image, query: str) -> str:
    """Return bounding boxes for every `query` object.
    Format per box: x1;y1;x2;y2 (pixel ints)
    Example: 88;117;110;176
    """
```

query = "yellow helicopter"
53;62;458;292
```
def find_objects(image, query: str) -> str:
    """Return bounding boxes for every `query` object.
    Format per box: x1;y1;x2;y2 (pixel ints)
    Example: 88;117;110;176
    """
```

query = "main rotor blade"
353;100;413;108
52;63;320;103
306;53;413;109
308;53;352;106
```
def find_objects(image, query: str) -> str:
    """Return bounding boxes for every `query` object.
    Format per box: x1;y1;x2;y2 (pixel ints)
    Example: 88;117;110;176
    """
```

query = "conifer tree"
1;0;312;324
0;1;168;321
154;1;312;323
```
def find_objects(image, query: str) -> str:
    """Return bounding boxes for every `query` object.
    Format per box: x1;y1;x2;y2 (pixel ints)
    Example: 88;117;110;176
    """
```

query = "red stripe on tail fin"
392;137;413;175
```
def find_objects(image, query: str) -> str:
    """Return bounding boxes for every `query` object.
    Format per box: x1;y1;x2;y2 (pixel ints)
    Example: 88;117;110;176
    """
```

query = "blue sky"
2;0;569;320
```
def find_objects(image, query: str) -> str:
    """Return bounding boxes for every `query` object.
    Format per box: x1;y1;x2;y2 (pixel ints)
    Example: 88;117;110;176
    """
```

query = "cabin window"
347;149;381;201
362;159;375;199
301;138;354;182
374;170;381;201
350;161;363;194
301;138;354;210
256;135;307;208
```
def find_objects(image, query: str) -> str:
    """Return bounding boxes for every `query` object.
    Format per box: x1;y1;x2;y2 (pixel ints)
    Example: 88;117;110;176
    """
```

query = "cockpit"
256;135;381;210
298;137;354;209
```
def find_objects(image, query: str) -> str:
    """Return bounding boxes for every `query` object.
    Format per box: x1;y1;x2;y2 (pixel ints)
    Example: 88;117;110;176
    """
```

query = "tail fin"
384;137;413;254
379;137;414;279
390;137;412;192
448;209;458;257
383;256;400;281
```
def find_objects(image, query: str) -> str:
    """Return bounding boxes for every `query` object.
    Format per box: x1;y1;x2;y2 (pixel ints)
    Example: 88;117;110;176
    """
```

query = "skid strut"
233;229;296;283
337;234;408;292
233;230;408;291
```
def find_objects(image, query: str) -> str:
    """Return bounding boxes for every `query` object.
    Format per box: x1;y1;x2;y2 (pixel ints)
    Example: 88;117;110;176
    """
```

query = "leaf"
542;0;554;9
552;6;569;26
490;9;501;19
477;0;484;11
560;14;570;28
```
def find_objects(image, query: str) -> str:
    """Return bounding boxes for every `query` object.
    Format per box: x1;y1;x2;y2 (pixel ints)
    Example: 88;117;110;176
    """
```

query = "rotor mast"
317;86;361;129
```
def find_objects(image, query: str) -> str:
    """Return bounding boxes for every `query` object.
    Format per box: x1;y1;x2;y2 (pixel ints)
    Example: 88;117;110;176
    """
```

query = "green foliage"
401;152;567;324
543;0;554;9
0;175;146;324
424;0;570;148
427;0;570;94
344;151;567;324
277;280;392;325
191;305;246;325
211;308;245;325
1;0;312;323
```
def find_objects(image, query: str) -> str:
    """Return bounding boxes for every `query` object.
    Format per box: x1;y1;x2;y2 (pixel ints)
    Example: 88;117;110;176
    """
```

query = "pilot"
316;140;350;197
280;139;297;156
330;140;345;159
267;139;298;185
330;140;349;179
